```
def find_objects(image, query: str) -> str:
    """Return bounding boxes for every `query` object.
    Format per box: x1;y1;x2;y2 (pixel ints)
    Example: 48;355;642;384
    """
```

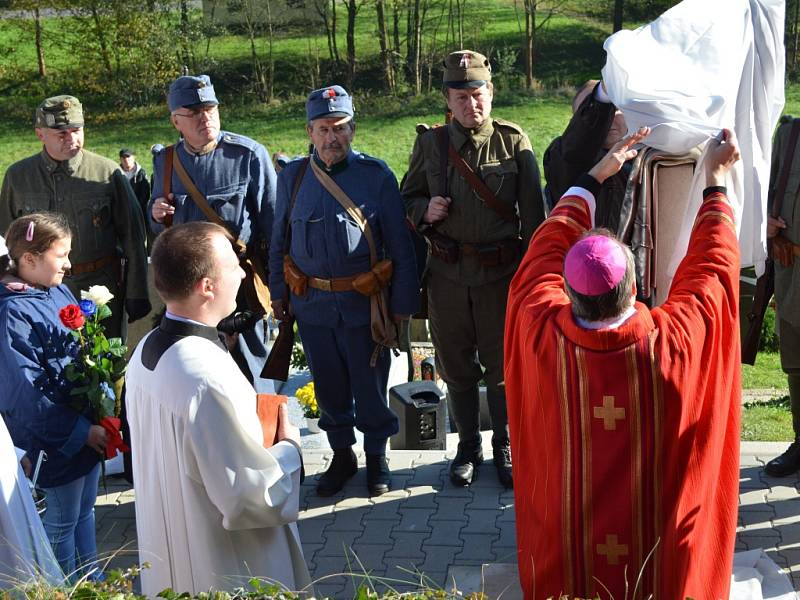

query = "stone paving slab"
99;439;800;597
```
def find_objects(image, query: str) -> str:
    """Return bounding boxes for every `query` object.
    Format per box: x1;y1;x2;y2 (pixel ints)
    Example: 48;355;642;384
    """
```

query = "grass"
741;351;791;441
0;0;797;176
742;351;785;390
742;395;793;442
0;90;573;179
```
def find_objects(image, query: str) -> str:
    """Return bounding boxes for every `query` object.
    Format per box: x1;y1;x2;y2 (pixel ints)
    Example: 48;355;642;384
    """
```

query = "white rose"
81;285;115;306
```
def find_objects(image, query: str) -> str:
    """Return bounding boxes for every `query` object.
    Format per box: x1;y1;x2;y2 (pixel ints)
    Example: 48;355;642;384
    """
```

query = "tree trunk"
523;0;534;88
331;0;340;62
392;0;401;57
792;0;800;76
345;0;357;88
376;0;395;91
455;0;463;48
88;1;114;76
180;0;193;70
612;0;623;33
243;0;267;102
265;0;275;101
411;0;422;94
34;5;46;78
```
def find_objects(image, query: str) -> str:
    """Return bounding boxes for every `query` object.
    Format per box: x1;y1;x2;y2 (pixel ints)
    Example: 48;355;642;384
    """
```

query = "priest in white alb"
126;222;310;595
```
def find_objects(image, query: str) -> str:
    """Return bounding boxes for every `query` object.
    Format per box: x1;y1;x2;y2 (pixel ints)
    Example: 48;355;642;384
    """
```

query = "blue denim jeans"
41;462;102;582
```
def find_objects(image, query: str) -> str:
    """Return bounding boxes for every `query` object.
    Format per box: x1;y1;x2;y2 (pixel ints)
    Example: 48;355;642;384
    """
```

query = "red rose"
59;304;85;330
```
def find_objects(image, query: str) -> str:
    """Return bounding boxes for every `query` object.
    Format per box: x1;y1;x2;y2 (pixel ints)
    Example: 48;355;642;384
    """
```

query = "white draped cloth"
602;0;785;279
126;332;310;596
0;415;62;588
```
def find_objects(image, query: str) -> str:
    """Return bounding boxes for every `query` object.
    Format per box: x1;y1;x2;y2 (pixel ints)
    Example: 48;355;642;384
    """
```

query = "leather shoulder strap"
171;148;228;229
285;157;310;245
441;132;517;224
163;145;175;228
309;159;378;266
434;126;449;198
772;118;800;219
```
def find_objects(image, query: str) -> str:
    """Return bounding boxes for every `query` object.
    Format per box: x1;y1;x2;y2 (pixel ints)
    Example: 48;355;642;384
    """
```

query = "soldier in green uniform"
401;51;546;487
0;95;150;338
763;115;800;476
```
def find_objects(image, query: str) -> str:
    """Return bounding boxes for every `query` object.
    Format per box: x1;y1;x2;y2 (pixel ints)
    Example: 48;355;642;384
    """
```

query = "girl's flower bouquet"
59;285;129;459
295;381;320;419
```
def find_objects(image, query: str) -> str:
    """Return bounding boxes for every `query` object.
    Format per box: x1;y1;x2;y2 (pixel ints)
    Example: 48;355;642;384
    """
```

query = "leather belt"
69;255;118;276
308;274;359;292
459;243;483;256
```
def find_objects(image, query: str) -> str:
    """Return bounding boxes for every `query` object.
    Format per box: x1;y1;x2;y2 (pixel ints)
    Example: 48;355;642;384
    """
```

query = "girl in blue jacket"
0;212;107;582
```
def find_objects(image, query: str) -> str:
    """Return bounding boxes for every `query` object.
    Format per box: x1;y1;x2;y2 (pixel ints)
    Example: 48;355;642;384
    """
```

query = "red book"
256;394;288;448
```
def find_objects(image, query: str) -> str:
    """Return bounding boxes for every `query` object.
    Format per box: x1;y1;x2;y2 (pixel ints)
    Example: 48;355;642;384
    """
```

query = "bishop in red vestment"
505;128;741;600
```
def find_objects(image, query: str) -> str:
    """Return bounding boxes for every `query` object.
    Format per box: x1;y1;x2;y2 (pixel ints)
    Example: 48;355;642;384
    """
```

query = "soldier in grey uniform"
0;95;150;338
764;115;800;476
149;74;277;384
402;51;546;488
269;86;419;497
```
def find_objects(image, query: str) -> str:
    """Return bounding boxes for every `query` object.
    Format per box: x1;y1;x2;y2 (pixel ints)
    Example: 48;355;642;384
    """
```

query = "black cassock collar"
141;316;227;371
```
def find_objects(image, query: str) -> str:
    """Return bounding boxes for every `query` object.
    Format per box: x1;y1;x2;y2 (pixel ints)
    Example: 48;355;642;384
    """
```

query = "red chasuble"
505;191;740;600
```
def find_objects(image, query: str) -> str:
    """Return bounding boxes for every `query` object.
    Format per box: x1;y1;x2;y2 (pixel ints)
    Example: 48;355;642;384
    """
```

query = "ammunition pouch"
423;229;460;264
424;231;521;268
352;259;393;296
283;255;308;297
468;238;522;267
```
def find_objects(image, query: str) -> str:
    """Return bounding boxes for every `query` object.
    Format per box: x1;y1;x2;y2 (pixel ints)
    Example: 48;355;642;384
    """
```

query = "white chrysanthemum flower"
81;285;115;306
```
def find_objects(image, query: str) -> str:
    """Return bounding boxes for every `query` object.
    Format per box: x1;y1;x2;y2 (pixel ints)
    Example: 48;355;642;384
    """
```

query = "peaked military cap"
168;74;219;112
35;95;84;129
443;50;491;89
306;85;354;122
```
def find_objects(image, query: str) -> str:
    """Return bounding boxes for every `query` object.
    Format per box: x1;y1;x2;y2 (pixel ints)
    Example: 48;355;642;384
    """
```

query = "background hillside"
1;0;797;177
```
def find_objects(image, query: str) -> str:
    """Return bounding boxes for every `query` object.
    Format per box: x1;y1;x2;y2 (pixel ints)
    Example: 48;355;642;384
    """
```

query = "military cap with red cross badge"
442;50;492;89
306;85;354;122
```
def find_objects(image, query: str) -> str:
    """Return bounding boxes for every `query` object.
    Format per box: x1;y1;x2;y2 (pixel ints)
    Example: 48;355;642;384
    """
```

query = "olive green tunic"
401;116;545;442
0;149;148;338
402;117;545;286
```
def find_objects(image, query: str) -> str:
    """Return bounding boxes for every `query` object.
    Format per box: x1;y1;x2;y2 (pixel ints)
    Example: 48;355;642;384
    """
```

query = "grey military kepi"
306;85;354;121
35;95;84;129
168;74;219;111
442;50;492;89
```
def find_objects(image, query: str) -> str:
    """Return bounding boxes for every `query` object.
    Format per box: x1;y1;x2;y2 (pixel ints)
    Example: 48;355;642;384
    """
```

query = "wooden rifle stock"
741;117;800;363
262;157;309;381
741;258;774;365
261;319;295;381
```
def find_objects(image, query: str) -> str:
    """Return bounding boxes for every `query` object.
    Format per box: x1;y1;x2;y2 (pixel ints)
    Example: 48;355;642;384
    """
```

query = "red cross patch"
324;88;336;98
459;53;471;69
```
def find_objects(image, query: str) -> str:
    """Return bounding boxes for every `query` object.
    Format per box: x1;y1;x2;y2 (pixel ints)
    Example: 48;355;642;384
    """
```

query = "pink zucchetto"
564;235;627;296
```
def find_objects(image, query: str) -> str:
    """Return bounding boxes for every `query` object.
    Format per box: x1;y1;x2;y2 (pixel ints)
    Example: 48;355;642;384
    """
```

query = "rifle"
261;158;310;381
742;118;800;364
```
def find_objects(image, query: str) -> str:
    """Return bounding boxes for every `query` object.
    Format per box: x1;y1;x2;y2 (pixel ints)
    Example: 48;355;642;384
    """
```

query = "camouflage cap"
168;74;219;112
35;95;84;129
442;50;491;89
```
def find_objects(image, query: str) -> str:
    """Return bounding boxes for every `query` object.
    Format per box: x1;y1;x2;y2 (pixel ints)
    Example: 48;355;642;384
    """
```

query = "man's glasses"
173;106;218;120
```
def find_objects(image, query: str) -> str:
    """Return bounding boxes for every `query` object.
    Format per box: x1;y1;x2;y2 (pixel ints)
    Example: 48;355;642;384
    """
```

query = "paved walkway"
96;440;800;598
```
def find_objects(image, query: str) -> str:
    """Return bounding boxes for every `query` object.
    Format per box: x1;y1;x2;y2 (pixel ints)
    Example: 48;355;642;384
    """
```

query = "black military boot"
317;448;358;496
765;439;800;477
366;454;391;496
766;374;800;477
450;441;483;487
492;440;513;488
